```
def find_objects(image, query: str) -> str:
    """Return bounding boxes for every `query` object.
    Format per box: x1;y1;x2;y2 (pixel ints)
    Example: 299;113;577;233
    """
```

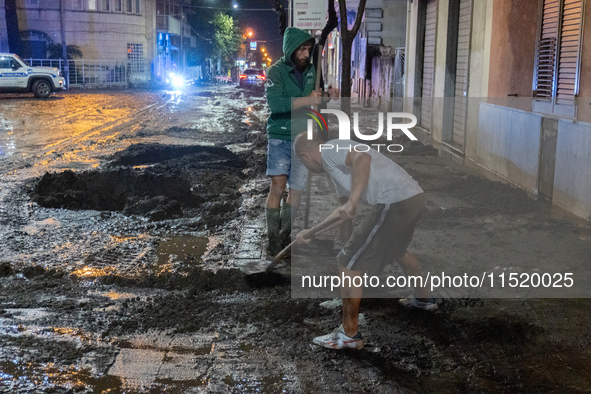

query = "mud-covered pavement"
1;85;591;393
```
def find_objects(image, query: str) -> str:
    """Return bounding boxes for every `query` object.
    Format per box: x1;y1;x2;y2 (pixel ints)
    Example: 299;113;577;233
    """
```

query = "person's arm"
265;68;291;115
296;208;345;245
295;154;371;246
293;90;322;109
266;68;323;112
337;151;371;220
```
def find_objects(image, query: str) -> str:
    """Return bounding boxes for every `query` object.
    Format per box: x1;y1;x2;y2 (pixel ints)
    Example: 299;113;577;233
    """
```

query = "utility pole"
59;0;69;90
180;1;184;73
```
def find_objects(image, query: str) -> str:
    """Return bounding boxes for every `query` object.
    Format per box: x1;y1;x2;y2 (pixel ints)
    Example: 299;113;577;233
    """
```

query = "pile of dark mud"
427;175;542;219
30;144;248;224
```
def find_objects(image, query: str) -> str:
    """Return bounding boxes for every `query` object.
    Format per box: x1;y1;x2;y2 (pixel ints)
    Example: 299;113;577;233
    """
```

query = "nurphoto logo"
306;109;418;153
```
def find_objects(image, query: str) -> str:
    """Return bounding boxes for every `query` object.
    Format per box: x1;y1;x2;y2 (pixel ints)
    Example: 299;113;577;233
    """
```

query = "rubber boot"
266;208;281;257
279;203;292;249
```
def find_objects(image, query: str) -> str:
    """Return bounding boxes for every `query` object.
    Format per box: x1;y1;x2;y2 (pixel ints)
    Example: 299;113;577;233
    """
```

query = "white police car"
0;53;65;98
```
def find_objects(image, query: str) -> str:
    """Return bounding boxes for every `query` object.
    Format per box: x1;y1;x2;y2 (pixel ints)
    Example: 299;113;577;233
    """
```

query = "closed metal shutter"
452;0;472;149
420;0;437;131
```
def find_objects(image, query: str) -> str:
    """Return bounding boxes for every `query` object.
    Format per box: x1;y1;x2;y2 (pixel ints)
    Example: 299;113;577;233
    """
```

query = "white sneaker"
312;325;364;350
399;297;439;311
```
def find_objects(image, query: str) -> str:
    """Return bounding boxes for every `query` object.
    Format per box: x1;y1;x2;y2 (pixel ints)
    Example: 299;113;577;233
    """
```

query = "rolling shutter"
420;0;437;130
452;0;472;150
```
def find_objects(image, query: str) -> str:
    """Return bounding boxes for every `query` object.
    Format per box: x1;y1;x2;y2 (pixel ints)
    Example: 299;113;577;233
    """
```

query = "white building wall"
477;103;542;193
17;0;149;60
554;121;591;220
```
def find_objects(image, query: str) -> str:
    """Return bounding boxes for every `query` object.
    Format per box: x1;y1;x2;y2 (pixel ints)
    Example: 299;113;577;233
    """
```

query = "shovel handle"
314;44;323;91
266;216;341;272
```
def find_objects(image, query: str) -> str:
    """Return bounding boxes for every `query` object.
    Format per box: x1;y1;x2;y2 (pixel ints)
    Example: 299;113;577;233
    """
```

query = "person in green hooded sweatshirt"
265;27;339;256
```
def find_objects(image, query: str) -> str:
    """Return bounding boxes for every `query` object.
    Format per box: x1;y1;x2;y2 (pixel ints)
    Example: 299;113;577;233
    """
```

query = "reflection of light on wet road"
0;360;122;392
0;116;15;158
165;90;183;105
70;266;117;278
100;291;138;300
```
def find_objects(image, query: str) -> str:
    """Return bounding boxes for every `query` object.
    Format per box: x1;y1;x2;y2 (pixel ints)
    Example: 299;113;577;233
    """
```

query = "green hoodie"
265;27;317;140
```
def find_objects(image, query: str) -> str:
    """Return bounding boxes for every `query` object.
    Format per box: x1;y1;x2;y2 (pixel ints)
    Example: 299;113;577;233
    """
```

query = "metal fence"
22;58;151;88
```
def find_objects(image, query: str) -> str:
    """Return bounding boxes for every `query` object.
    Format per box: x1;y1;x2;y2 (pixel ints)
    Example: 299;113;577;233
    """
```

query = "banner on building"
294;0;326;30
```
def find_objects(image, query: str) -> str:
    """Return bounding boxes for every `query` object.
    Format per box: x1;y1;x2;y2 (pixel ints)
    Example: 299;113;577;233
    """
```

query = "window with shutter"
533;0;583;117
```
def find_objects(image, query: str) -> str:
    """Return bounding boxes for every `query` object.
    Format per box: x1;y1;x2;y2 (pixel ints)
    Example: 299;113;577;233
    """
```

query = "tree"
4;0;21;55
211;12;241;73
46;44;83;60
187;0;217;65
338;0;367;115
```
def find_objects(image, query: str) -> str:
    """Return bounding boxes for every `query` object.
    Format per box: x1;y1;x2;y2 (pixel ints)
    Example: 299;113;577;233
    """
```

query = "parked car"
239;69;265;89
0;53;65;98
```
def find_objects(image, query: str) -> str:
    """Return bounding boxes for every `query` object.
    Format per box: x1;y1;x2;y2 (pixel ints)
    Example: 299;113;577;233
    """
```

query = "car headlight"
171;75;184;88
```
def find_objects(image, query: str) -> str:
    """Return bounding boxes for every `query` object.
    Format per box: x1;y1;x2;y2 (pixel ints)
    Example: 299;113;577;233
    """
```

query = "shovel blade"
239;260;274;275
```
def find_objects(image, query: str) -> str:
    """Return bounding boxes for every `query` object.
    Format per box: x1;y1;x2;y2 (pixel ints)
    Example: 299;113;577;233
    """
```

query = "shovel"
240;216;341;275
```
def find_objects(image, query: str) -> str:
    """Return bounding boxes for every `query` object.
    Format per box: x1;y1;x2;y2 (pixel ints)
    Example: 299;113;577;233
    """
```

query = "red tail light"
256;75;265;80
239;75;246;79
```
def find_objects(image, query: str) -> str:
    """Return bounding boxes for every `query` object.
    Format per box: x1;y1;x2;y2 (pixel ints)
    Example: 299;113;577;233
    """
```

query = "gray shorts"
336;193;425;275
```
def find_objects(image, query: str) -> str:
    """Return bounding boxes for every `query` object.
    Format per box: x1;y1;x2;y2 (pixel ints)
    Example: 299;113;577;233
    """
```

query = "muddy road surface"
1;85;591;393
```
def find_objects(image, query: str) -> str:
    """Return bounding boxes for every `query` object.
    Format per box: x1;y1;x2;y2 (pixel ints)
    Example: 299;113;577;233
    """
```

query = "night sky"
231;0;289;63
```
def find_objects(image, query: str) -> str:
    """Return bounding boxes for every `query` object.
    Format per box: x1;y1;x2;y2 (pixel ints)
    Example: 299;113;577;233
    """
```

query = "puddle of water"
0;360;122;392
113;340;215;356
237;342;257;353
155;235;209;269
2;308;51;321
48;326;94;342
99;291;138;300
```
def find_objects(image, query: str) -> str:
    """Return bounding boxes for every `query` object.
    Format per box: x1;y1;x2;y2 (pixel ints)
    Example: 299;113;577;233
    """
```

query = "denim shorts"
266;138;308;191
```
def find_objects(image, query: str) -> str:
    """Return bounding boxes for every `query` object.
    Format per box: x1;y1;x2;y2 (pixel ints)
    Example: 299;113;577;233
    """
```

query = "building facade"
0;0;8;52
16;0;154;61
0;0;194;82
405;0;591;220
323;0;408;110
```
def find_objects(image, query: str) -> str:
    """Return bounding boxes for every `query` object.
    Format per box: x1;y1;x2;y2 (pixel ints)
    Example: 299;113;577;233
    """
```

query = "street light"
233;4;237;8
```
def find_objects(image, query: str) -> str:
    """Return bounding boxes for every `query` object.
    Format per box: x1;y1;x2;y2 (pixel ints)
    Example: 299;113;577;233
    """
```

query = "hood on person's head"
282;27;315;68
